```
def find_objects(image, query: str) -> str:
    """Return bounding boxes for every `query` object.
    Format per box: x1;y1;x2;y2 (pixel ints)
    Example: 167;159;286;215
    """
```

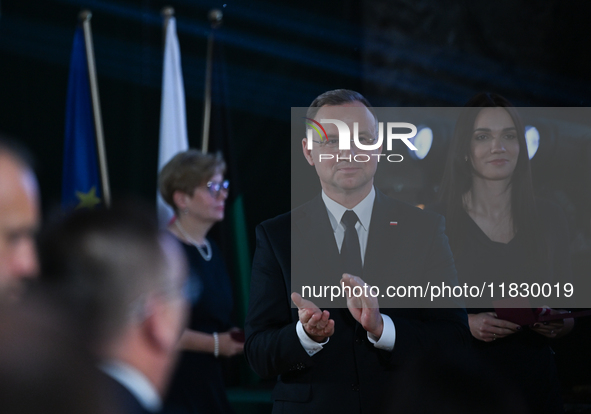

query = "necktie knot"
341;210;359;229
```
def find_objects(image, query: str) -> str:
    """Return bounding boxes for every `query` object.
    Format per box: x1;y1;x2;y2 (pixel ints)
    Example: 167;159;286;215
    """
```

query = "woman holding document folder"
434;92;574;413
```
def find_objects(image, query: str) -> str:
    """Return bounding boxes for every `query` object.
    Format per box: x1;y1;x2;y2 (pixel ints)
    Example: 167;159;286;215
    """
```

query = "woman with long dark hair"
437;93;573;413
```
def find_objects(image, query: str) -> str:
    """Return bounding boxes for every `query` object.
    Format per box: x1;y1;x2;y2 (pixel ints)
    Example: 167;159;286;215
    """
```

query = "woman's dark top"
432;198;571;414
163;238;235;414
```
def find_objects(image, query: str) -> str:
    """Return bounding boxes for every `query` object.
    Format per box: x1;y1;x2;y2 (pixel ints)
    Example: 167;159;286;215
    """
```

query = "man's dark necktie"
341;210;363;276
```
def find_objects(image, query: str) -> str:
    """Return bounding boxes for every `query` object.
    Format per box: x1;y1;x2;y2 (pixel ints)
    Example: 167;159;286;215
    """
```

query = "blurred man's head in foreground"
39;202;188;395
0;138;40;303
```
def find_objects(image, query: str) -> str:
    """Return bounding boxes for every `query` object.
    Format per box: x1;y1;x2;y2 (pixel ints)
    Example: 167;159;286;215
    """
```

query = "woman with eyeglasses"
159;149;243;414
435;93;573;414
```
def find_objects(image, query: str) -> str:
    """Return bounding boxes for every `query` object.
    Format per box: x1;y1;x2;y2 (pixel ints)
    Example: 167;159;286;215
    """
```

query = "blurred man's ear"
141;296;183;354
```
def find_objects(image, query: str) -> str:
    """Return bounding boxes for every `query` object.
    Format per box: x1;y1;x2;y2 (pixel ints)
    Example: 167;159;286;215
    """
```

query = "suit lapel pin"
389;221;398;226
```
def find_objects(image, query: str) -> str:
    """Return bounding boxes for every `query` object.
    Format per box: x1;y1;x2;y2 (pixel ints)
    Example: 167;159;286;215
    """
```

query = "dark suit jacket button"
355;338;362;344
351;384;360;392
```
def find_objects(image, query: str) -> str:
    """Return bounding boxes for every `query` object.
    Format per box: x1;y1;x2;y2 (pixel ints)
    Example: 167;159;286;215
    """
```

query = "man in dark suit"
245;89;471;413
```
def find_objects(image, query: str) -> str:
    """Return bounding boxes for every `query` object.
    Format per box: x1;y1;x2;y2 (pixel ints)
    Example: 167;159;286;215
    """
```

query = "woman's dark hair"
439;92;544;263
159;149;226;214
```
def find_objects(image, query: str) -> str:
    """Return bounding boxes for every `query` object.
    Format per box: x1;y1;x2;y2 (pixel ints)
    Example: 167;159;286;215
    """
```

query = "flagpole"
161;6;174;43
79;10;111;208
201;9;223;154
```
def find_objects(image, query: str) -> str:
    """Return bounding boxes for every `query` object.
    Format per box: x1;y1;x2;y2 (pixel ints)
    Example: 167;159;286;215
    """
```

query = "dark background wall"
1;0;590;251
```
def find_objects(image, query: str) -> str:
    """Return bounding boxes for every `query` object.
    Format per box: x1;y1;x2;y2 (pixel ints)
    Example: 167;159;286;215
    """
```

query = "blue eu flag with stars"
62;26;102;210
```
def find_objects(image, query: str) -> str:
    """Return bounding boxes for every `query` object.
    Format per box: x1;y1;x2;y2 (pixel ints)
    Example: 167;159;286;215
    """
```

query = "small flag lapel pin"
389;221;398;226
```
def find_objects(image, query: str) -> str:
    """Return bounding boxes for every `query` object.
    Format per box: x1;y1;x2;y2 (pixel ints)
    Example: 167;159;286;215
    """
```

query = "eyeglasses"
206;180;230;197
313;137;378;153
